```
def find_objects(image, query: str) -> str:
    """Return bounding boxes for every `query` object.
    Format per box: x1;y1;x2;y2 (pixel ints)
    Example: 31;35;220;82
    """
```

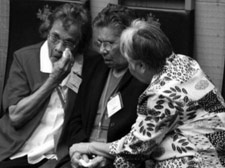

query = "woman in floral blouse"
69;19;225;168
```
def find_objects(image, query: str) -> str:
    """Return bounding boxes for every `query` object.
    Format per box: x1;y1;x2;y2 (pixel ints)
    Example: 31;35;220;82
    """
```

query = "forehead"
94;26;121;41
50;20;80;40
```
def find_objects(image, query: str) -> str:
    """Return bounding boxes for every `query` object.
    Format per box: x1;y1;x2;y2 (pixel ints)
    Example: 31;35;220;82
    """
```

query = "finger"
82;154;90;162
99;157;107;167
64;49;75;71
61;48;71;66
72;152;82;161
65;48;74;63
71;152;82;167
71;164;79;168
66;48;74;61
70;144;81;157
89;156;103;167
69;145;75;157
63;48;71;59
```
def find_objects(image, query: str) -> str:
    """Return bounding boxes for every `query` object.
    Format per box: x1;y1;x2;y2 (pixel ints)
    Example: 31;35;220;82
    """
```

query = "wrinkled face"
93;26;127;70
47;20;80;63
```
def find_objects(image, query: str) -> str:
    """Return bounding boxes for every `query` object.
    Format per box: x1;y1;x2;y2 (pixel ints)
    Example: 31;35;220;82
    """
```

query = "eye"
63;40;75;48
49;34;60;43
95;40;102;47
106;41;114;45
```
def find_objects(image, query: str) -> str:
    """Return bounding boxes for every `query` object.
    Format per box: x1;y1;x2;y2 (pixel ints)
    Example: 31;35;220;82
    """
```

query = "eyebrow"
51;32;76;43
97;39;114;43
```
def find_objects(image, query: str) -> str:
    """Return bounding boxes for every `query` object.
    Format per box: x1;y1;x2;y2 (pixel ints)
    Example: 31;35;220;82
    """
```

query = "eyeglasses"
95;40;118;51
48;34;77;50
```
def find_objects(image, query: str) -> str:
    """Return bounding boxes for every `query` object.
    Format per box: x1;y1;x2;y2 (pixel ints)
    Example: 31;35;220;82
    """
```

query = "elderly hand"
70;152;89;168
70;142;90;157
50;48;74;83
71;154;108;168
70;143;90;168
86;155;108;168
69;143;111;168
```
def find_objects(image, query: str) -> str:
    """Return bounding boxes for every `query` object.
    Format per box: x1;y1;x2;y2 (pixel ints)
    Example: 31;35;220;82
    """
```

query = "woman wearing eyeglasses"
0;3;92;168
55;3;149;168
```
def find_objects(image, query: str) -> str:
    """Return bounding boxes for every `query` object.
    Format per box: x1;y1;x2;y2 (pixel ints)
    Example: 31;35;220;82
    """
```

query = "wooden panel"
90;0;111;19
119;0;185;10
222;60;225;98
128;7;195;57
0;0;9;113
194;1;225;91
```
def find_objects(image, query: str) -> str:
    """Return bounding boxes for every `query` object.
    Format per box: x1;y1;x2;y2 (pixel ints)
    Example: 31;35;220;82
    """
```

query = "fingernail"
63;49;69;58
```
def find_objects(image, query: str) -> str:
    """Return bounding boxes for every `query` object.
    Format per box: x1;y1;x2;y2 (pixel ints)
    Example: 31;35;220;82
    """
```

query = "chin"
105;62;113;68
50;58;57;63
135;78;146;84
50;56;60;63
132;74;148;84
141;79;149;84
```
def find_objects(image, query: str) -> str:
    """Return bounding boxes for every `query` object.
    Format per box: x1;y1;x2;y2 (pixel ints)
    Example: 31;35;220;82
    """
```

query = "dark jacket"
68;54;148;146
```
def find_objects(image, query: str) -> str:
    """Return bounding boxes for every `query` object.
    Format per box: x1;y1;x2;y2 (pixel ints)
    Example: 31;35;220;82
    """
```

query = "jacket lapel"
116;70;132;91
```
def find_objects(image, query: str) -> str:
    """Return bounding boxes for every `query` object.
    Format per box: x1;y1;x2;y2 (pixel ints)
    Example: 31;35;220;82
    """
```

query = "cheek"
128;64;136;75
129;68;139;81
119;55;127;64
128;63;141;79
47;42;53;56
111;46;121;57
128;62;135;71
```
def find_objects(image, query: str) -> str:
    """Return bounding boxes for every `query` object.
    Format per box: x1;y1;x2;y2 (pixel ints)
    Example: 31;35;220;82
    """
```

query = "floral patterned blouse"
109;54;225;168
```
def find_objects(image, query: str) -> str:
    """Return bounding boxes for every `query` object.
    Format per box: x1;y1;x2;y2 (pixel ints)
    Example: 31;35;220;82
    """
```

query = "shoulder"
14;42;43;60
15;42;43;54
82;50;105;73
167;54;201;79
83;50;103;66
8;42;44;76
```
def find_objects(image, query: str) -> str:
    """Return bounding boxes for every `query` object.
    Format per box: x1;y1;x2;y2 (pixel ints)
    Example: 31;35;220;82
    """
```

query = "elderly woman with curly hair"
0;3;91;168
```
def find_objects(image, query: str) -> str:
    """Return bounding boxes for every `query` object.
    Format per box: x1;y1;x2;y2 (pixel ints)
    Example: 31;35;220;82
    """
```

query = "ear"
135;60;146;74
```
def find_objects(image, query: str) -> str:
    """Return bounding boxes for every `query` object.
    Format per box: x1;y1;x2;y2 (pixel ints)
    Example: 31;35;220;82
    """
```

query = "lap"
0;156;47;168
55;154;72;168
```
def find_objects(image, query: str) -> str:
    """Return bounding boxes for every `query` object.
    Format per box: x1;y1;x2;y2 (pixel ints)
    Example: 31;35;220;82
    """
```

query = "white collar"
40;41;52;73
40;41;84;87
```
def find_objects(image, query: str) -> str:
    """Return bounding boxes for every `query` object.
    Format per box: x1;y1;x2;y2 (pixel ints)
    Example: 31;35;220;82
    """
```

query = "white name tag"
66;72;82;93
107;93;123;118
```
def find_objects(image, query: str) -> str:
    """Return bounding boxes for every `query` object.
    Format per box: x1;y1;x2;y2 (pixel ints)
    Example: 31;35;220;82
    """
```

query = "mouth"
50;55;62;62
104;59;112;64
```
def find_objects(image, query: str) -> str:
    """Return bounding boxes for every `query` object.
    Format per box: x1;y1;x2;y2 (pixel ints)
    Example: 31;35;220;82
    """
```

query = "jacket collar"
40;41;52;73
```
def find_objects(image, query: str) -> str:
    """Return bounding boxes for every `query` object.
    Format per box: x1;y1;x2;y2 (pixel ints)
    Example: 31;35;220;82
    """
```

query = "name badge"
66;72;82;93
107;93;123;118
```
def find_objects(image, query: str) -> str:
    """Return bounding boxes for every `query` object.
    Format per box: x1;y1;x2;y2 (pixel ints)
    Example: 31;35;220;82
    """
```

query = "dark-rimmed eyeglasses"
95;40;118;51
48;34;77;50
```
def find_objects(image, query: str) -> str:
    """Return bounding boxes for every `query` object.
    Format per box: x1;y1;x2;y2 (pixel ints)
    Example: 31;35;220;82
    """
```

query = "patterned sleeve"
109;91;180;167
108;54;225;167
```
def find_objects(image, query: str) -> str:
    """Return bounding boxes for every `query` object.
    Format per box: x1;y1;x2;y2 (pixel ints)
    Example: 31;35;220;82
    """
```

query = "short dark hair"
39;3;92;54
121;19;173;72
93;3;136;34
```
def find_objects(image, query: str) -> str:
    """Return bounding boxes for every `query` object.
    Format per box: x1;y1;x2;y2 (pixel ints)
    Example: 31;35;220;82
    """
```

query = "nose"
54;41;65;54
99;44;108;55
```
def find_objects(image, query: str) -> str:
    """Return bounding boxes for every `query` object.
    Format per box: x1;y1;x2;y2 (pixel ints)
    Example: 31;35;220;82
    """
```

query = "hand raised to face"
49;48;74;84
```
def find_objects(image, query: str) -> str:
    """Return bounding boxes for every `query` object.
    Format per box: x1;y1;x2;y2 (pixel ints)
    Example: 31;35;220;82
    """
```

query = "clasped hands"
69;143;108;168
